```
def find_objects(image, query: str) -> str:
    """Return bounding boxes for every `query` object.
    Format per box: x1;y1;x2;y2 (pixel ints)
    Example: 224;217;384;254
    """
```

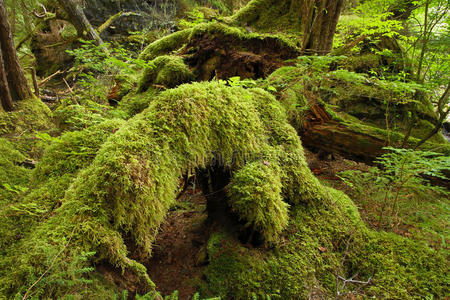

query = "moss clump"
138;55;194;92
140;29;193;61
0;120;125;254
0;98;52;136
228;160;289;243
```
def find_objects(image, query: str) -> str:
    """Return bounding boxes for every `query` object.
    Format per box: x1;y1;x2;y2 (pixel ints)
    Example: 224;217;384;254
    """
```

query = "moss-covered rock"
138;55;195;92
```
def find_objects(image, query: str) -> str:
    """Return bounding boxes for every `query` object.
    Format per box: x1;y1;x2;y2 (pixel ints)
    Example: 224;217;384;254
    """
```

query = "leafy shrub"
339;147;449;246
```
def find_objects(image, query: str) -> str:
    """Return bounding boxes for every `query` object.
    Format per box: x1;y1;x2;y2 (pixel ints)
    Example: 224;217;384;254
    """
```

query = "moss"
0;120;125;255
0;81;325;298
140;29;193;61
0;138;31;205
232;0;304;34
264;59;450;156
53;100;127;132
201;187;448;299
330;109;450;155
117;88;158;117
338;54;382;73
139;22;299;67
411;119;447;144
138;55;194;92
188;21;299;49
0;98;52;136
228;161;289;243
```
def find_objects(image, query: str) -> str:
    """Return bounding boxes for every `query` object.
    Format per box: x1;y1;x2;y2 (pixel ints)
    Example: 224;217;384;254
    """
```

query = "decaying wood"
300;105;387;163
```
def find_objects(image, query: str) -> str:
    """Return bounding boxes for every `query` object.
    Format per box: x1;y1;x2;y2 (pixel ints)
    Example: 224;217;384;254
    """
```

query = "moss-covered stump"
140;22;300;82
0;82;324;298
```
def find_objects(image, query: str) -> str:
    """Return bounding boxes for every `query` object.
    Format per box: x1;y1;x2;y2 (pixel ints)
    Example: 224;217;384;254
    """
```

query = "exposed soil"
146;187;209;299
183;29;299;81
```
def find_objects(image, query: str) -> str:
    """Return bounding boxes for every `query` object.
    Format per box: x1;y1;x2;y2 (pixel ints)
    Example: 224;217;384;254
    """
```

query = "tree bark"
301;0;345;54
56;0;103;45
0;0;33;104
234;0;344;55
0;50;13;111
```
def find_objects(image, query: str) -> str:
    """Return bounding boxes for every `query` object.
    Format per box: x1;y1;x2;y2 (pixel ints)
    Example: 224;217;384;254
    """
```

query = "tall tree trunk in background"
234;0;344;55
0;0;33;110
0;50;13;111
388;0;418;21
301;0;345;54
57;0;103;45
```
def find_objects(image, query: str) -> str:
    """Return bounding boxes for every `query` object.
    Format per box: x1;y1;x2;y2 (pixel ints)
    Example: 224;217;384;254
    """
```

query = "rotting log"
301;121;387;163
300;105;387;163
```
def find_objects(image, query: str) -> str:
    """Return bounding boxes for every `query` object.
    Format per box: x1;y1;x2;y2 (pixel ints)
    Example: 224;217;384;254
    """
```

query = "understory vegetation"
0;0;448;299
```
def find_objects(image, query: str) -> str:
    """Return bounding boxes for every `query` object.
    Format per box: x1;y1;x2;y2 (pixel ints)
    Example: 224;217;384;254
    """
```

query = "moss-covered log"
0;82;326;298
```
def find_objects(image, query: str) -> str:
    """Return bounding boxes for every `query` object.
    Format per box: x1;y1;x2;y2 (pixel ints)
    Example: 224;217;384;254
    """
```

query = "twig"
22;229;75;300
38;70;62;86
63;78;73;94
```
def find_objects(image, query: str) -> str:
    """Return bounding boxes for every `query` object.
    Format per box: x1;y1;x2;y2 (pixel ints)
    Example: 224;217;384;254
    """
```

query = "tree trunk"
0;0;33;104
0;50;13;111
234;0;344;55
57;0;103;45
301;0;345;54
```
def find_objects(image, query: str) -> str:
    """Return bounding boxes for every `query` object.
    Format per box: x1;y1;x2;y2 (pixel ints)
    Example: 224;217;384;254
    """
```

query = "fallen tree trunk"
300;105;387;163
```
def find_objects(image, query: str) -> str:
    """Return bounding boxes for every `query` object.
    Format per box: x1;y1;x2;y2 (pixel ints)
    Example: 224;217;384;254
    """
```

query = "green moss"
232;0;304;34
140;29;193;61
117;88;158;117
0;81;325;298
228;161;289;243
202;187;448;299
53;100;127;132
188;21;299;49
0;138;30;205
411;119;447;144
264;58;450;156
0;120;125;254
0;98;52;136
138;55;194;92
139;22;299;65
